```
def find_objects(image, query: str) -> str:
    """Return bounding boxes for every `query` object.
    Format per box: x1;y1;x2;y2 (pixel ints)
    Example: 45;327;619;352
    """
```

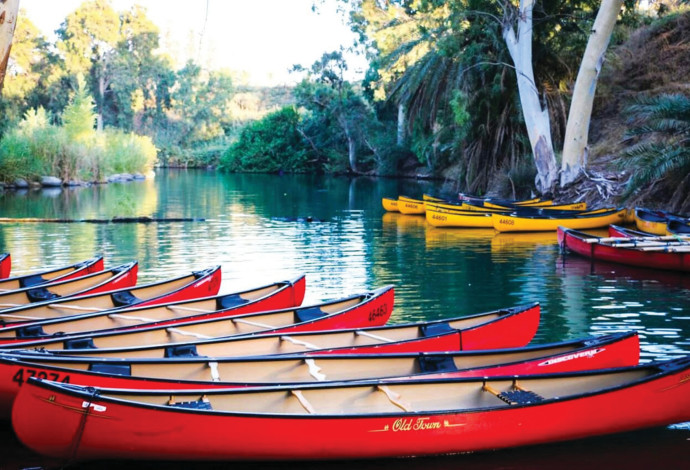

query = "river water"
0;169;688;468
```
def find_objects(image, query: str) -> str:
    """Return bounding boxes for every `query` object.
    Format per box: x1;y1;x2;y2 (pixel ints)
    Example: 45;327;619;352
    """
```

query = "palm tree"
619;93;690;210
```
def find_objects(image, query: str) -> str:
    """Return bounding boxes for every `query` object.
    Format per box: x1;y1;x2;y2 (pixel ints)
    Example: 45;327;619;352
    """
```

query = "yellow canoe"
492;208;627;232
382;198;399;212
634;208;671;236
483;201;587;211
397;195;426;215
425;203;495;228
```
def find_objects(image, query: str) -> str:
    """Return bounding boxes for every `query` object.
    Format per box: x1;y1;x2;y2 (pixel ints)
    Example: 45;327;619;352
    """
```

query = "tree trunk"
503;0;558;194
397;103;406;146
0;0;20;94
97;73;106;131
560;0;624;187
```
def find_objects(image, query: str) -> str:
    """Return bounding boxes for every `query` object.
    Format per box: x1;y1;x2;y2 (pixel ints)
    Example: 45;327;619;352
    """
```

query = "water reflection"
0;170;689;467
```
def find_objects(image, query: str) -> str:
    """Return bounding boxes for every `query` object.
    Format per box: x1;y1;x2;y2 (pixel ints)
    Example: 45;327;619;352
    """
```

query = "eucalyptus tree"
0;0;19;93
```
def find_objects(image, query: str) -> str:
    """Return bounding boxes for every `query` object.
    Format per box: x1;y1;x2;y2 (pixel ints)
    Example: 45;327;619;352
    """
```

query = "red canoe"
0;284;392;348
0;253;11;278
558;226;690;272
0;261;138;312
0;257;104;292
0;265;223;329
12;356;690;461
0;274;305;344
6;301;535;358
0;332;639;418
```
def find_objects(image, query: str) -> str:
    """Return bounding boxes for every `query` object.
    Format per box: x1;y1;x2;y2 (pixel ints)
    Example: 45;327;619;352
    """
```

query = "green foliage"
618;93;690;201
62;76;97;142
220;107;314;173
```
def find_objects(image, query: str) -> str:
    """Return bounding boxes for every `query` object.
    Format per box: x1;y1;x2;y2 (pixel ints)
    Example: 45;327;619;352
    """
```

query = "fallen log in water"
0;216;205;224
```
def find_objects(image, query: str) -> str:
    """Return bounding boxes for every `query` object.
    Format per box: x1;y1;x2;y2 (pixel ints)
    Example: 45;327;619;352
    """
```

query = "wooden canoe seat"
377;385;412;412
291;390;315;414
483;379;544;405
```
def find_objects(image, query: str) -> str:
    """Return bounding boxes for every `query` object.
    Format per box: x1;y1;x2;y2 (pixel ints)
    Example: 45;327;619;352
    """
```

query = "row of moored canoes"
383;194;633;232
0;254;689;461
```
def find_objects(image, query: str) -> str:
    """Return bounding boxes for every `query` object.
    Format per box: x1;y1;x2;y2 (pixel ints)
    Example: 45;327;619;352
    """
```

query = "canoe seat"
168;395;212;410
418;354;458;373
421;322;455;337
164;344;200;358
295;307;327;323
111;290;141;307
88;363;132;376
26;287;60;303
218;294;250;309
15;324;48;338
19;274;47;288
483;379;544;405
64;337;96;350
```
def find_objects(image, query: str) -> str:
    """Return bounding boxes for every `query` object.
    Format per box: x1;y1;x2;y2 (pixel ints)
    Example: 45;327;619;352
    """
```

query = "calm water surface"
1;170;689;468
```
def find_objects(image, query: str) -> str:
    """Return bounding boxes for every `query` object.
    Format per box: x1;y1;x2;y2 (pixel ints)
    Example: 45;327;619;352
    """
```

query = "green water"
1;169;689;467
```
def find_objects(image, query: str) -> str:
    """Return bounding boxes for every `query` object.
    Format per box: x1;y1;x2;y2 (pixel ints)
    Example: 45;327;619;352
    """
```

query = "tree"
501;0;558;194
618;93;690;210
293;51;375;173
560;0;625;186
56;0;120;130
0;0;20;93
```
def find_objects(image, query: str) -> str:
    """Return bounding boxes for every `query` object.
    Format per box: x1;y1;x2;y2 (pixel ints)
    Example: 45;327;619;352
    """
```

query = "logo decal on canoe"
537;348;604;366
370;418;465;433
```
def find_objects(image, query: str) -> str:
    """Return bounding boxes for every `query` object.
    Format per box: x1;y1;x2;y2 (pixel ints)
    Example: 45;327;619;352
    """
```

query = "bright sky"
19;0;367;86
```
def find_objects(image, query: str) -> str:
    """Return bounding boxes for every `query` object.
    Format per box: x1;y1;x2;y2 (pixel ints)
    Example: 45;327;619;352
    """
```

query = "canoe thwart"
377;385;412;412
291;390;316;414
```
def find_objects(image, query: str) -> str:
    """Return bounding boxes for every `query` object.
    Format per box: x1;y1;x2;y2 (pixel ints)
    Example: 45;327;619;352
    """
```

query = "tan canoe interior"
10;305;505;357
0;277;285;338
89;369;654;415
12;341;587;384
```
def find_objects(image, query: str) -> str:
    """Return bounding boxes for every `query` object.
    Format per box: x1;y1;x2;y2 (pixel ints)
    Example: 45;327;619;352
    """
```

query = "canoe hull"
12;359;690;461
0;332;638;418
493;209;626;232
559;227;690;272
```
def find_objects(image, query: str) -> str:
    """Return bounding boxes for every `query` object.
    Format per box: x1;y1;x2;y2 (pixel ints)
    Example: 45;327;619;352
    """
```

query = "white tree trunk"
561;0;624;186
0;0;20;94
397;103;406;146
503;0;558;194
